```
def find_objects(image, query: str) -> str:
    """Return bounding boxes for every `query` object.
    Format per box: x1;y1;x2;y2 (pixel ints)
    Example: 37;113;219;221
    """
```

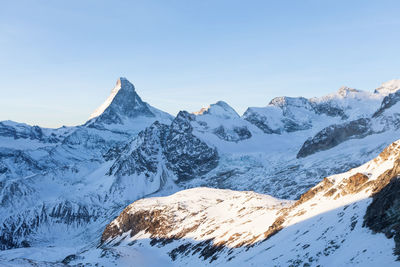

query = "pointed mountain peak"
193;101;239;119
116;77;135;91
88;77;154;124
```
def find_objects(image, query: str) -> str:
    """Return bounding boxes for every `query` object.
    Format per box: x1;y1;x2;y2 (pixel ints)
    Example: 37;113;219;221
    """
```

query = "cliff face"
364;177;400;257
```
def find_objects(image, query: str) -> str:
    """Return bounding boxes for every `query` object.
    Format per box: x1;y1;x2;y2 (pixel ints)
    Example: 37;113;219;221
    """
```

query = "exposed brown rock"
339;173;369;196
263;178;334;240
263;215;286;239
101;208;174;243
324;188;337;197
376;142;400;162
296;178;333;206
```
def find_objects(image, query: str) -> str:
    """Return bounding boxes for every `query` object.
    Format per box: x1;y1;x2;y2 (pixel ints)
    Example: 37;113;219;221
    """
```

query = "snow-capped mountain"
1;77;400;266
76;139;400;266
87;77;172;132
243;85;384;135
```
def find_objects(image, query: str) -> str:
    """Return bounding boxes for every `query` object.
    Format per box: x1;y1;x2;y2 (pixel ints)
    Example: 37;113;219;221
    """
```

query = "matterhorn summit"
89;77;166;124
86;77;172;135
88;77;133;120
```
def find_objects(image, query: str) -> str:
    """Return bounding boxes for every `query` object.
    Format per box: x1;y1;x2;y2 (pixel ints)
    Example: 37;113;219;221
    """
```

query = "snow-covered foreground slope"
66;139;400;266
101;188;291;248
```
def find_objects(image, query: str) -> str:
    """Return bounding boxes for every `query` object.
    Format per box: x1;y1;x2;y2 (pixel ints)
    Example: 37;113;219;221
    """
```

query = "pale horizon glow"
1;0;400;128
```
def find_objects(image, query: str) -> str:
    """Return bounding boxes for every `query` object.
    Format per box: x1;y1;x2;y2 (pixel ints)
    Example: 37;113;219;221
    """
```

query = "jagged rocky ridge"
107;112;219;183
297;118;372;158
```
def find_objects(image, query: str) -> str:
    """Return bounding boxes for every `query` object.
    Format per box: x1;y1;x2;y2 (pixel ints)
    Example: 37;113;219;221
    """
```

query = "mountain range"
1;77;400;266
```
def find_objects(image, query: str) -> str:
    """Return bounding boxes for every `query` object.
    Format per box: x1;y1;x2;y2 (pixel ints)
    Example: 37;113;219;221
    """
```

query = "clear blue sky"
1;0;400;128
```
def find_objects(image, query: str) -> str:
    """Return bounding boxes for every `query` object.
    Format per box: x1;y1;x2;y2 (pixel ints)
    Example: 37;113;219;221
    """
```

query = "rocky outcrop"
338;173;370;196
101;208;175;244
364;177;400;257
213;126;252;142
109;112;219;182
245;97;315;134
297;118;372;158
262;177;334;240
242;109;281;134
107;122;166;177
373;90;400;118
312;102;347;119
363;145;400;254
164;112;219;181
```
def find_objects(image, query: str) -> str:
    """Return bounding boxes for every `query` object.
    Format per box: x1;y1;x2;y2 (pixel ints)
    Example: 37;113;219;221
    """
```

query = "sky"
1;0;400;128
